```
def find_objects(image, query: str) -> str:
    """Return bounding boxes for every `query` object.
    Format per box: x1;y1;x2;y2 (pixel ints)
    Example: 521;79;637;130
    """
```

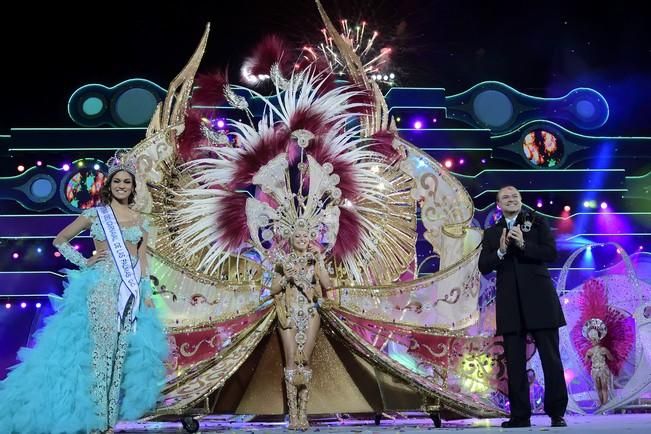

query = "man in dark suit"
478;186;568;428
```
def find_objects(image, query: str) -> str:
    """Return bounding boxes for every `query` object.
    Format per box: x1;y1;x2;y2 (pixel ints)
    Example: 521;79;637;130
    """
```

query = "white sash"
96;206;141;324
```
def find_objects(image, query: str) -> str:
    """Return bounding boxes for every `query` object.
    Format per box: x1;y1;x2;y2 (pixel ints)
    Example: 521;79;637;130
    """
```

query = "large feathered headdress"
168;68;412;283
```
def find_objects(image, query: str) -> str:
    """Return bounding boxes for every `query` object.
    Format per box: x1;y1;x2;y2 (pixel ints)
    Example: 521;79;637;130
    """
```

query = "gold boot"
284;367;299;430
297;366;313;430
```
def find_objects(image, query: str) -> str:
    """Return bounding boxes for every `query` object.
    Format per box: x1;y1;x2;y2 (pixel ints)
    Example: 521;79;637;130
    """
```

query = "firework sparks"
304;19;396;85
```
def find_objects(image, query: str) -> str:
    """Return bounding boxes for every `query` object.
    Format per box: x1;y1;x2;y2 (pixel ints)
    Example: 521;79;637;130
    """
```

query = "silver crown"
107;150;137;177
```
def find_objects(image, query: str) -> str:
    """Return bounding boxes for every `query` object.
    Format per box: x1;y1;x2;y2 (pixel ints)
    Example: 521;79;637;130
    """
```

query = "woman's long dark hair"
100;170;137;205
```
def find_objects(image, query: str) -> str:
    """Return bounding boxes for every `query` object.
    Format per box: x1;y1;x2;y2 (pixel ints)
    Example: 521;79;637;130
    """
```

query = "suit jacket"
478;212;566;335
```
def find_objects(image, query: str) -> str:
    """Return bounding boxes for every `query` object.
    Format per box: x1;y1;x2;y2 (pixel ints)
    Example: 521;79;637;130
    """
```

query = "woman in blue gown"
0;157;169;434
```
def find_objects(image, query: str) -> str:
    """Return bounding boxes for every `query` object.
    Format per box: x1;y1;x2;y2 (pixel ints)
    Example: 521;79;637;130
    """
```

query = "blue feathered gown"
0;249;168;433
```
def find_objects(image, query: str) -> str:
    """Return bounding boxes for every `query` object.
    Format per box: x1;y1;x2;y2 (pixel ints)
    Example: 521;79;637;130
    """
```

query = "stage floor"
116;413;651;433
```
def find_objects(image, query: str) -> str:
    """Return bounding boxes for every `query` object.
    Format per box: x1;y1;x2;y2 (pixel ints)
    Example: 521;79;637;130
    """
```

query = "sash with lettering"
96;206;141;325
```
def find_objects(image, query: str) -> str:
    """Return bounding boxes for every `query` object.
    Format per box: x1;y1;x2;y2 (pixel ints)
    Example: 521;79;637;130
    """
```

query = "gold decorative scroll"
334;228;483;330
149;253;263;329
400;140;476;269
155;309;276;414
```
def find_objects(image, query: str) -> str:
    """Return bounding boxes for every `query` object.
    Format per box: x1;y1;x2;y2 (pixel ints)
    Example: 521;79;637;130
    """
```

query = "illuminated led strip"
0;236;92;239
397;128;489;131
8;147;128;152
491;119;651;141
420;147;492;151
385;86;446;93
563;233;651;241
11;127;145;131
474;188;627;199
455;168;625;179
0;271;66;277
7;127;144;151
446;81;604;101
0;214;78;217
473;202;651;219
1;293;64;301
473;204;651;220
551;212;651;220
389;105;448;110
626;170;651;179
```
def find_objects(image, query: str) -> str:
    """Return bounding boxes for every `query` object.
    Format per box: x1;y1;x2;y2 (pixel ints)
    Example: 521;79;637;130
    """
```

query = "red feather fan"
242;35;293;83
178;110;210;161
191;70;228;107
216;191;250;250
370;130;404;164
570;278;635;376
333;207;362;259
231;127;291;188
